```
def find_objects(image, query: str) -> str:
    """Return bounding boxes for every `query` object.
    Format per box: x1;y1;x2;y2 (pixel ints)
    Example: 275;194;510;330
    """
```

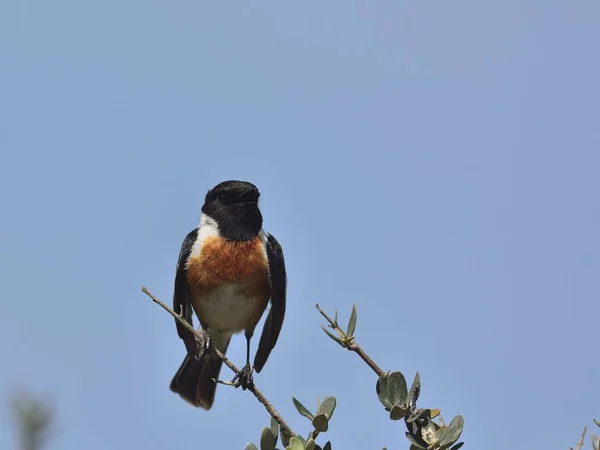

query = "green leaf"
312;413;329;432
595;419;600;427
318;396;336;420
292;397;315;421
390;404;407;420
450;442;464;450
321;326;344;347
270;417;279;446
288;437;304;450
280;429;292;448
376;376;392;409
346;304;357;336
430;408;441;419
405;432;426;449
260;427;276;450
245;444;259;450
408;372;421;407
323;442;332;450
439;415;464;447
387;371;408;406
305;438;316;450
435;428;448;446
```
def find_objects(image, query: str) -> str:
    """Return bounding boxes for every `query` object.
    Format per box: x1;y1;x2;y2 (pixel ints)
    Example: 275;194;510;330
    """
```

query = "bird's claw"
193;330;214;361
232;363;254;390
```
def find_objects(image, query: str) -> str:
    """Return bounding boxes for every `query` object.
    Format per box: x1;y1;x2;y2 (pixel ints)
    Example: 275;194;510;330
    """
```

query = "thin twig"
575;426;587;450
141;286;295;442
213;379;238;386
316;303;387;378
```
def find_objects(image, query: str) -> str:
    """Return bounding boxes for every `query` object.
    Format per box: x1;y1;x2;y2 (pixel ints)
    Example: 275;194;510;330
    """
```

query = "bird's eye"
216;195;224;202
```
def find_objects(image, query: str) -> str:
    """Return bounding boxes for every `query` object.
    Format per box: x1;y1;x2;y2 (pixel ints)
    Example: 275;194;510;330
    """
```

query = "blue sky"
1;1;599;449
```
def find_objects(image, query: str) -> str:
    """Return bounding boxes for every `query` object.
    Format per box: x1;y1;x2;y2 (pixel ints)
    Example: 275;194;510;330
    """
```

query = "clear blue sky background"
1;1;599;449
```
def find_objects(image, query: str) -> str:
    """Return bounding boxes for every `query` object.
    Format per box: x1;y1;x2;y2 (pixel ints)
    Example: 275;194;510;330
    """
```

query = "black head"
202;180;263;241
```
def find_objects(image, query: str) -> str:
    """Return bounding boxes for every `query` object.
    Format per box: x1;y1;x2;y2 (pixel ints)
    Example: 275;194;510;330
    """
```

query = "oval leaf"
280;429;292;448
318;396;336;420
434;426;448;445
322;326;344;347
288;437;304;450
312;413;329;432
346;304;357;336
376;376;392;409
245;444;259;450
405;432;426;449
439;415;464;447
292;397;315;421
430;408;441;419
306;438;316;450
390;405;407;420
450;442;464;450
408;372;421;407
260;427;276;450
387;371;408;406
270;417;279;446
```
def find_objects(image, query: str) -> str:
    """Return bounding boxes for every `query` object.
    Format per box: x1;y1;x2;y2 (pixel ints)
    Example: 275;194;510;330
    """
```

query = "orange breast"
185;236;268;287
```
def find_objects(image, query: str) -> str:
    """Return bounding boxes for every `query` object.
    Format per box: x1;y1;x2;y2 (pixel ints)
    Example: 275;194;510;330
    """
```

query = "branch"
316;303;386;378
575;426;587;450
316;304;464;450
141;286;295;443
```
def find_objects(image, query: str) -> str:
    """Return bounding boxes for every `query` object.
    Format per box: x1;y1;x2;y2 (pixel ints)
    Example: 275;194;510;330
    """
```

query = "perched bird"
169;180;287;409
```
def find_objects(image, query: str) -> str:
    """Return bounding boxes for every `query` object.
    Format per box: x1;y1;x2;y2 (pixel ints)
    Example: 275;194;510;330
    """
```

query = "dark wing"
173;228;198;356
254;232;287;373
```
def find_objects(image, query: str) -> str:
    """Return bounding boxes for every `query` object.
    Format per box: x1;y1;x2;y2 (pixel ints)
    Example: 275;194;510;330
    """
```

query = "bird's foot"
232;363;254;390
193;329;214;361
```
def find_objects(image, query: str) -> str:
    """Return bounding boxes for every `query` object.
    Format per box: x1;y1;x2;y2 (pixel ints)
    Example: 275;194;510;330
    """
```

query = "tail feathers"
170;332;231;410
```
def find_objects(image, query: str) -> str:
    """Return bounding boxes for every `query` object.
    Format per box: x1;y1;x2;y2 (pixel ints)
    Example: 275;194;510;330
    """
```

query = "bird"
169;180;287;409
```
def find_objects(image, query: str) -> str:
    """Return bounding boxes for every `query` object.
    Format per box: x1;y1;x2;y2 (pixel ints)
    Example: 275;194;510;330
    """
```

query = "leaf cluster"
377;371;463;450
246;397;335;450
246;304;464;449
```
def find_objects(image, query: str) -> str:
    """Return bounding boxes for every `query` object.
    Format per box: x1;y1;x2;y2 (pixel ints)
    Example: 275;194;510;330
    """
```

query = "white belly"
194;282;263;334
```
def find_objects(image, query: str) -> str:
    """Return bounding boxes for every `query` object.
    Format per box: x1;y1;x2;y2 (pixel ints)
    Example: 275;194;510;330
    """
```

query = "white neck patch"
187;213;221;262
